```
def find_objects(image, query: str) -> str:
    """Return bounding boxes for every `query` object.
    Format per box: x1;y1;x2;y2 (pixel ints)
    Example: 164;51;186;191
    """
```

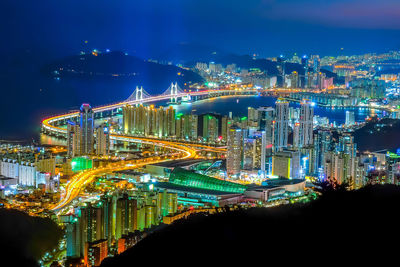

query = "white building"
299;99;314;147
18;162;36;187
274;99;290;150
1;159;19;179
345;111;355;126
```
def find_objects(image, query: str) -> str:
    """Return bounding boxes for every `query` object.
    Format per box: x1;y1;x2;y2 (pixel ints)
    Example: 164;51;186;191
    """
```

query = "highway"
51;141;196;212
46;89;263;212
41;89;248;154
41;89;257;146
46;88;320;212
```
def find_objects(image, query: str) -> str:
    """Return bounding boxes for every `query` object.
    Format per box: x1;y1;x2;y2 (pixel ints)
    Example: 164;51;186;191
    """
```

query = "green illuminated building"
71;156;93;172
386;152;400;184
169;167;247;194
202;114;219;142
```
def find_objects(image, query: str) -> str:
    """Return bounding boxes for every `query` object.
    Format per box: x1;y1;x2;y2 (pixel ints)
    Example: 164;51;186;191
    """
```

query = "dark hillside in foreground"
0;209;63;267
101;185;400;266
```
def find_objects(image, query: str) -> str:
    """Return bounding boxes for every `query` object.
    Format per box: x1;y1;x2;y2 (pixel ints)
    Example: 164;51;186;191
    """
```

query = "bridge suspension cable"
126;86;152;103
161;82;185;103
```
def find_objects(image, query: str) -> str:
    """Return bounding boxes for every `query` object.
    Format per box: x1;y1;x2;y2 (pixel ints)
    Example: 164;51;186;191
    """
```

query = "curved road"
42;89;255;151
46;89;253;211
51;138;196;212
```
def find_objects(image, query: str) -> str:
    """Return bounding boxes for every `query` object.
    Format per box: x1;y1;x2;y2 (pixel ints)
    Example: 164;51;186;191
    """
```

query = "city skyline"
2;1;400;266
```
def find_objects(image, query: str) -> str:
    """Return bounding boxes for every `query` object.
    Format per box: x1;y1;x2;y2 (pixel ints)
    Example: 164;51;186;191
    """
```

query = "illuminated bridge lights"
44;89;262;212
41;89;260;136
41;90;243;153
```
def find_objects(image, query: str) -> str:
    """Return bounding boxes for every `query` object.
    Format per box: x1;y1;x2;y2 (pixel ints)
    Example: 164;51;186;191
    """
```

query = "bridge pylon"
161;82;184;104
126;86;151;105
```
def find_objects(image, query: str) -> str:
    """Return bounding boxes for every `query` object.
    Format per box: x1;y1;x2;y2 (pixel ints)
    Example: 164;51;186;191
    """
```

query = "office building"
115;195;138;240
257;107;274;145
248;107;258;123
293;122;300;148
274;99;289;150
202;114;219;142
313;130;333;177
227;126;242;177
242;131;266;173
299;99;314;147
221;116;230;142
345;111;355;126
67;123;81;157
80;104;94;154
96;124;110;156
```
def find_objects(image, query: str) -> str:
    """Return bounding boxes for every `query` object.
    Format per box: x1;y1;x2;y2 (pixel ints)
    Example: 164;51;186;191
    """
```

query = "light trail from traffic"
46;89;259;212
41;89;250;152
51;142;196;212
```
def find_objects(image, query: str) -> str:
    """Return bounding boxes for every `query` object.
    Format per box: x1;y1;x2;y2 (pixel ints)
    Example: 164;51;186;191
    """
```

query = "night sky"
2;0;400;58
1;0;400;139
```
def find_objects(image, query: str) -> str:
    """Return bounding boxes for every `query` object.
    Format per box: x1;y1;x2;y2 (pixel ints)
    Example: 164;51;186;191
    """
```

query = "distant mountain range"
42;51;204;95
158;43;337;79
43;49;338;95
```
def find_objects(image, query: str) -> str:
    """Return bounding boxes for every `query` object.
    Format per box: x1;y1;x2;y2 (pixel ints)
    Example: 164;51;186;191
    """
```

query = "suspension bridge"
42;83;260;137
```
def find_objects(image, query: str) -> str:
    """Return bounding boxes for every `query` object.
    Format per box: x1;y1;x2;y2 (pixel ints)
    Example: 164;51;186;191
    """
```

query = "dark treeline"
101;185;400;266
0;209;63;267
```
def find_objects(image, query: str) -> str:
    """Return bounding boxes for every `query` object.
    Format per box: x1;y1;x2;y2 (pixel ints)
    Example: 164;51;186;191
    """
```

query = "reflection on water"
175;96;383;124
40;133;66;146
40;96;385;146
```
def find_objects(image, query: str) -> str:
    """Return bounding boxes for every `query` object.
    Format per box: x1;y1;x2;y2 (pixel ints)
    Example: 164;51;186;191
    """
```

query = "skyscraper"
202;114;219;142
178;114;198;141
313;130;333;177
96;124;110;156
345;111;355;126
299;99;314;147
257;107;274;143
115;195;137;240
242;131;266;174
67;122;81;157
247;107;258;123
80;104;94;154
274;99;289;150
221;116;229;142
227;126;242;177
293;122;300;148
165;106;176;137
122;104;177;138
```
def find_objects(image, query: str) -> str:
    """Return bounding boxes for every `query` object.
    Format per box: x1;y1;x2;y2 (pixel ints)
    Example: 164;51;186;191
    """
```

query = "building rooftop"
154;182;241;196
150;159;206;168
169;167;247;194
262;178;305;187
246;178;305;191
